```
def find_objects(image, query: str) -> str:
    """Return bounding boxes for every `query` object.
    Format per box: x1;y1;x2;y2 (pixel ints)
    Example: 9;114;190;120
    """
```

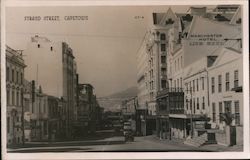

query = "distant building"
23;35;78;138
23;79;66;142
74;84;102;137
121;97;138;133
6;45;26;145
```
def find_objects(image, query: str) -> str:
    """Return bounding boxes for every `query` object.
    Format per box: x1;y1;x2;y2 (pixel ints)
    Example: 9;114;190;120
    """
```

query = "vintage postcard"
1;0;249;159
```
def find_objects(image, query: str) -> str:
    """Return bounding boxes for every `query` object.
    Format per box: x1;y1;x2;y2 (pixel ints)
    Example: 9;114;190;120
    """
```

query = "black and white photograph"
1;0;249;159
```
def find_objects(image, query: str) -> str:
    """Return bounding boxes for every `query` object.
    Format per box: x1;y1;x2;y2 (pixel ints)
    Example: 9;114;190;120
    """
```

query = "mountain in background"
97;86;138;112
106;86;138;99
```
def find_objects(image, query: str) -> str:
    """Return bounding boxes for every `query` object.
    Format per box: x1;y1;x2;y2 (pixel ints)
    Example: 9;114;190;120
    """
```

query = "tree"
220;108;234;126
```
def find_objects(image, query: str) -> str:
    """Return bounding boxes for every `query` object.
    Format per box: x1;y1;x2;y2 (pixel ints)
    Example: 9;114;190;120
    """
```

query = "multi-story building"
137;8;178;135
23;79;66;142
6;45;26;145
208;47;243;145
74;84;102;137
139;6;242;140
23;35;77;138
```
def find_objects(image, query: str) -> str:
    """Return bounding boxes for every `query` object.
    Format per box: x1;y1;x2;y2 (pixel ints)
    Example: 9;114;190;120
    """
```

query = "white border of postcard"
1;0;249;159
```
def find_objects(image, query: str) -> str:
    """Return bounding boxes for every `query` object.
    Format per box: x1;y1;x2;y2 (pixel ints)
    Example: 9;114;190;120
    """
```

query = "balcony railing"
157;87;184;96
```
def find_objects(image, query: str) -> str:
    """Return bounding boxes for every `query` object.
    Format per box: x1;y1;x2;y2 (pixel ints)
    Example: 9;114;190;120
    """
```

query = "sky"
5;6;191;97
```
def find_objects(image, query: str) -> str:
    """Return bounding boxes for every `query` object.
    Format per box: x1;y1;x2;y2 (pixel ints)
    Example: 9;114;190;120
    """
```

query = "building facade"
138;5;242;143
23;35;78;139
74;84;102;137
6;46;26;145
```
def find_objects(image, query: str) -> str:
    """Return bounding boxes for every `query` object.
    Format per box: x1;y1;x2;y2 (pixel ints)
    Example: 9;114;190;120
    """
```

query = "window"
16;71;19;84
12;90;15;106
21;73;23;85
160;33;166;40
38;44;40;48
161;80;167;89
234;70;239;88
189;82;192;92
50;46;53;51
202;97;205;110
235;101;240;125
161;68;166;75
196;79;199;91
177;58;179;70
211;77;215;93
202;77;204;90
161;44;166;51
7;117;10;133
180;56;183;68
7;67;9;81
218;75;222;92
177;79;179;88
212;103;216;122
197;98;199;110
226;72;230;91
161;56;166;63
193;98;196;114
193;80;195;92
219;102;223;123
180;78;182;88
224;101;231;114
16;91;19;106
6;90;10;106
12;69;15;82
175;60;176;71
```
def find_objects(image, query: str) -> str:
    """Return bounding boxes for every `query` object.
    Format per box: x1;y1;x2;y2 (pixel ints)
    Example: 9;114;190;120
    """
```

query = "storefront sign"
189;34;224;46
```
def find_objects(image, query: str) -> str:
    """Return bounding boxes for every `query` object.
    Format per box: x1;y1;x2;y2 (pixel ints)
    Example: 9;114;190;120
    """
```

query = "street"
8;130;238;153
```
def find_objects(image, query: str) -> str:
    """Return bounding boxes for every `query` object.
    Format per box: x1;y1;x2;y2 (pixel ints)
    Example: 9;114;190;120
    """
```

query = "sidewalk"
142;135;243;152
8;137;125;150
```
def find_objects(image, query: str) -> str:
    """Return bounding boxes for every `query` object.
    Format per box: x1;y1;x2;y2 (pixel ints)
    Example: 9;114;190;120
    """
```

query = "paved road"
8;136;215;152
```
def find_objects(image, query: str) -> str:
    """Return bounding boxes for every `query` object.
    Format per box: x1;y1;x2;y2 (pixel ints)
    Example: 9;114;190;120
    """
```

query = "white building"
208;47;243;128
6;46;26;145
23;35;77;138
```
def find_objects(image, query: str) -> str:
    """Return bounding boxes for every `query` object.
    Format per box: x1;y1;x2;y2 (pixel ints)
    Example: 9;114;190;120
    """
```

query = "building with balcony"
136;8;178;136
23;35;78;139
150;5;241;141
6;45;26;145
